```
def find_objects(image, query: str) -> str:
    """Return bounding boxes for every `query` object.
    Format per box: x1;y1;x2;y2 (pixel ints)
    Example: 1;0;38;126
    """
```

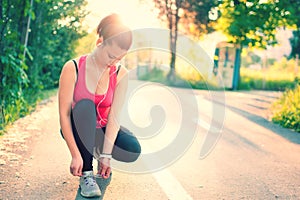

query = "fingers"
98;158;111;179
100;165;111;179
77;165;83;177
70;165;82;177
100;165;107;177
104;167;111;178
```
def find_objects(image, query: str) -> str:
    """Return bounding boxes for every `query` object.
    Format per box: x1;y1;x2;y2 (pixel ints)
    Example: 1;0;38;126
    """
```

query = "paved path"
0;86;299;200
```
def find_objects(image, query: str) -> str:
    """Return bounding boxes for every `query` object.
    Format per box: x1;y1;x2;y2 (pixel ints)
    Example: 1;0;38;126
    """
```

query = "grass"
0;88;58;136
239;67;298;91
240;57;300;90
239;57;300;132
36;89;58;102
271;84;300;133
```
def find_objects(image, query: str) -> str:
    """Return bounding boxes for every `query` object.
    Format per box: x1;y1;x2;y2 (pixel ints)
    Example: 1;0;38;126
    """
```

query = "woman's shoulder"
62;55;86;70
60;57;81;82
62;60;75;71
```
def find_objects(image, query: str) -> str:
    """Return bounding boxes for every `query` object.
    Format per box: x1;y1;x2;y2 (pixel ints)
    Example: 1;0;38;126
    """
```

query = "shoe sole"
80;190;101;198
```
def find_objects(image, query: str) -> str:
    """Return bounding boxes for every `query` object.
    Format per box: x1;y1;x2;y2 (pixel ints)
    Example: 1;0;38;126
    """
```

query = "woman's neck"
91;46;105;70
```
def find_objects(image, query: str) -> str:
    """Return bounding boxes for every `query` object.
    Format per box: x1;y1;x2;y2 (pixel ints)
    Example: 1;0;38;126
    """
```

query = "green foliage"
216;0;292;49
240;57;299;90
183;0;219;36
271;84;300;133
213;0;299;90
26;0;88;90
1;0;87;133
239;73;296;91
75;31;97;56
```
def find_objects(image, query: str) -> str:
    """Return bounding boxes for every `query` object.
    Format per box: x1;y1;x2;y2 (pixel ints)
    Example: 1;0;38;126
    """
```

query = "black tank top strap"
72;59;78;83
72;59;78;75
116;64;121;75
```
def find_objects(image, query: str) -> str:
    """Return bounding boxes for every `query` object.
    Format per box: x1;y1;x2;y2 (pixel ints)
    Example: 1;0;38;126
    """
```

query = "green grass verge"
0;88;58;136
271;84;300;133
239;67;298;91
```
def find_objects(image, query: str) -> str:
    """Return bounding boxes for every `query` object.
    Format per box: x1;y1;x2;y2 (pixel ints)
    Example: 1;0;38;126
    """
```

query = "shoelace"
84;176;96;186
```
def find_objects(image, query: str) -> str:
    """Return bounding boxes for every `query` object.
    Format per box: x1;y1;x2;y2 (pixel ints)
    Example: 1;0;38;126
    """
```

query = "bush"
271;84;300;133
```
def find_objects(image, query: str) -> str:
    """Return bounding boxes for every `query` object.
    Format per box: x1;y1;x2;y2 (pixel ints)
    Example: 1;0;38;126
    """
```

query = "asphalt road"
0;83;299;200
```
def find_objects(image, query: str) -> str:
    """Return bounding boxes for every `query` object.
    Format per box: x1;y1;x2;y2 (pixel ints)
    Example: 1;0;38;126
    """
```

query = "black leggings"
69;99;141;172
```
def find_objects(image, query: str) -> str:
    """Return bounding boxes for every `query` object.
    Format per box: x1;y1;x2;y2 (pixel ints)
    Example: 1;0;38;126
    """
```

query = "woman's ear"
96;37;103;46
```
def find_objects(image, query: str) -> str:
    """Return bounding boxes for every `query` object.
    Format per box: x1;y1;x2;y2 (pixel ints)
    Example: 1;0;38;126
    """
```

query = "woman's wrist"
70;147;81;159
100;153;112;159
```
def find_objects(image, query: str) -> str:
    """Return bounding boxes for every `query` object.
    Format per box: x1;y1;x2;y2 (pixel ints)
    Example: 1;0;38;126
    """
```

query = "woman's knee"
128;140;141;162
114;136;141;162
72;99;96;125
113;148;141;163
127;138;141;154
73;99;95;114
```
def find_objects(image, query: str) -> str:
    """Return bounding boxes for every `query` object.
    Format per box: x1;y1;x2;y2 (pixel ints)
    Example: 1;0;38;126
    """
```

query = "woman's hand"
97;158;111;179
70;156;83;177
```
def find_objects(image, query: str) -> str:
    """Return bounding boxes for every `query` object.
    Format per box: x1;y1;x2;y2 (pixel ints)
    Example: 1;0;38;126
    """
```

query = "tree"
27;0;88;89
216;0;293;89
151;0;218;82
1;0;33;129
0;0;87;131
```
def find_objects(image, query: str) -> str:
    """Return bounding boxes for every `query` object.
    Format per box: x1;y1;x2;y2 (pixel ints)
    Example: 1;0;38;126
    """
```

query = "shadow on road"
202;90;300;145
224;104;300;145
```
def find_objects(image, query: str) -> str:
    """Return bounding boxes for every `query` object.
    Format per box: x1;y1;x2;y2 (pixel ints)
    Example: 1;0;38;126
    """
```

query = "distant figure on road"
58;13;141;198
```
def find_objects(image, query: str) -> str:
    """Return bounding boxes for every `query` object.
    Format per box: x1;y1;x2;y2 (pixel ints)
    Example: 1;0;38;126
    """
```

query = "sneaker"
79;171;101;197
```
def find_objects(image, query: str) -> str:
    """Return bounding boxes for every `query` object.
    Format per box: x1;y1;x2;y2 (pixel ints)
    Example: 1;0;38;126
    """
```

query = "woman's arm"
102;66;129;154
58;60;82;176
98;65;128;178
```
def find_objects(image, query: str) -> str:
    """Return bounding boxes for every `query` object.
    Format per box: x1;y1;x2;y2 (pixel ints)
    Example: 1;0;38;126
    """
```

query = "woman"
58;14;141;198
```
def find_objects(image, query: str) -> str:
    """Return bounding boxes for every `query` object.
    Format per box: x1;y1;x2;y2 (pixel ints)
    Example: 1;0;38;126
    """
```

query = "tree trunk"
18;0;27;45
232;45;242;90
167;0;180;83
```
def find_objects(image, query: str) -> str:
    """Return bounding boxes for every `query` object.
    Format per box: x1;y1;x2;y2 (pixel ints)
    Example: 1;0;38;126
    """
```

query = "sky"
83;0;292;61
84;0;162;32
82;0;221;63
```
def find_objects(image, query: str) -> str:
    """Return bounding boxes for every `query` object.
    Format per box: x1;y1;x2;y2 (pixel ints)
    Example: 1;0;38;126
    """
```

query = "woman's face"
100;41;127;67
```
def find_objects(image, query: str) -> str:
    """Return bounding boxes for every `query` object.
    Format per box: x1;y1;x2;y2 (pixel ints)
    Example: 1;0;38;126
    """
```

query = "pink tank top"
72;55;118;128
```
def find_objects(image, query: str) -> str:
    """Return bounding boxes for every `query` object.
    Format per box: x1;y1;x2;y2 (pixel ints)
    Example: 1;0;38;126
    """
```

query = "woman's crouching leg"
71;99;97;171
112;126;141;163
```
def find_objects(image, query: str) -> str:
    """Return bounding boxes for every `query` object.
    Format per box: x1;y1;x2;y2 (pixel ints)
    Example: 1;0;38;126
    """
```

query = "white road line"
142;143;193;200
152;169;193;200
141;118;214;199
194;118;220;133
197;118;211;130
